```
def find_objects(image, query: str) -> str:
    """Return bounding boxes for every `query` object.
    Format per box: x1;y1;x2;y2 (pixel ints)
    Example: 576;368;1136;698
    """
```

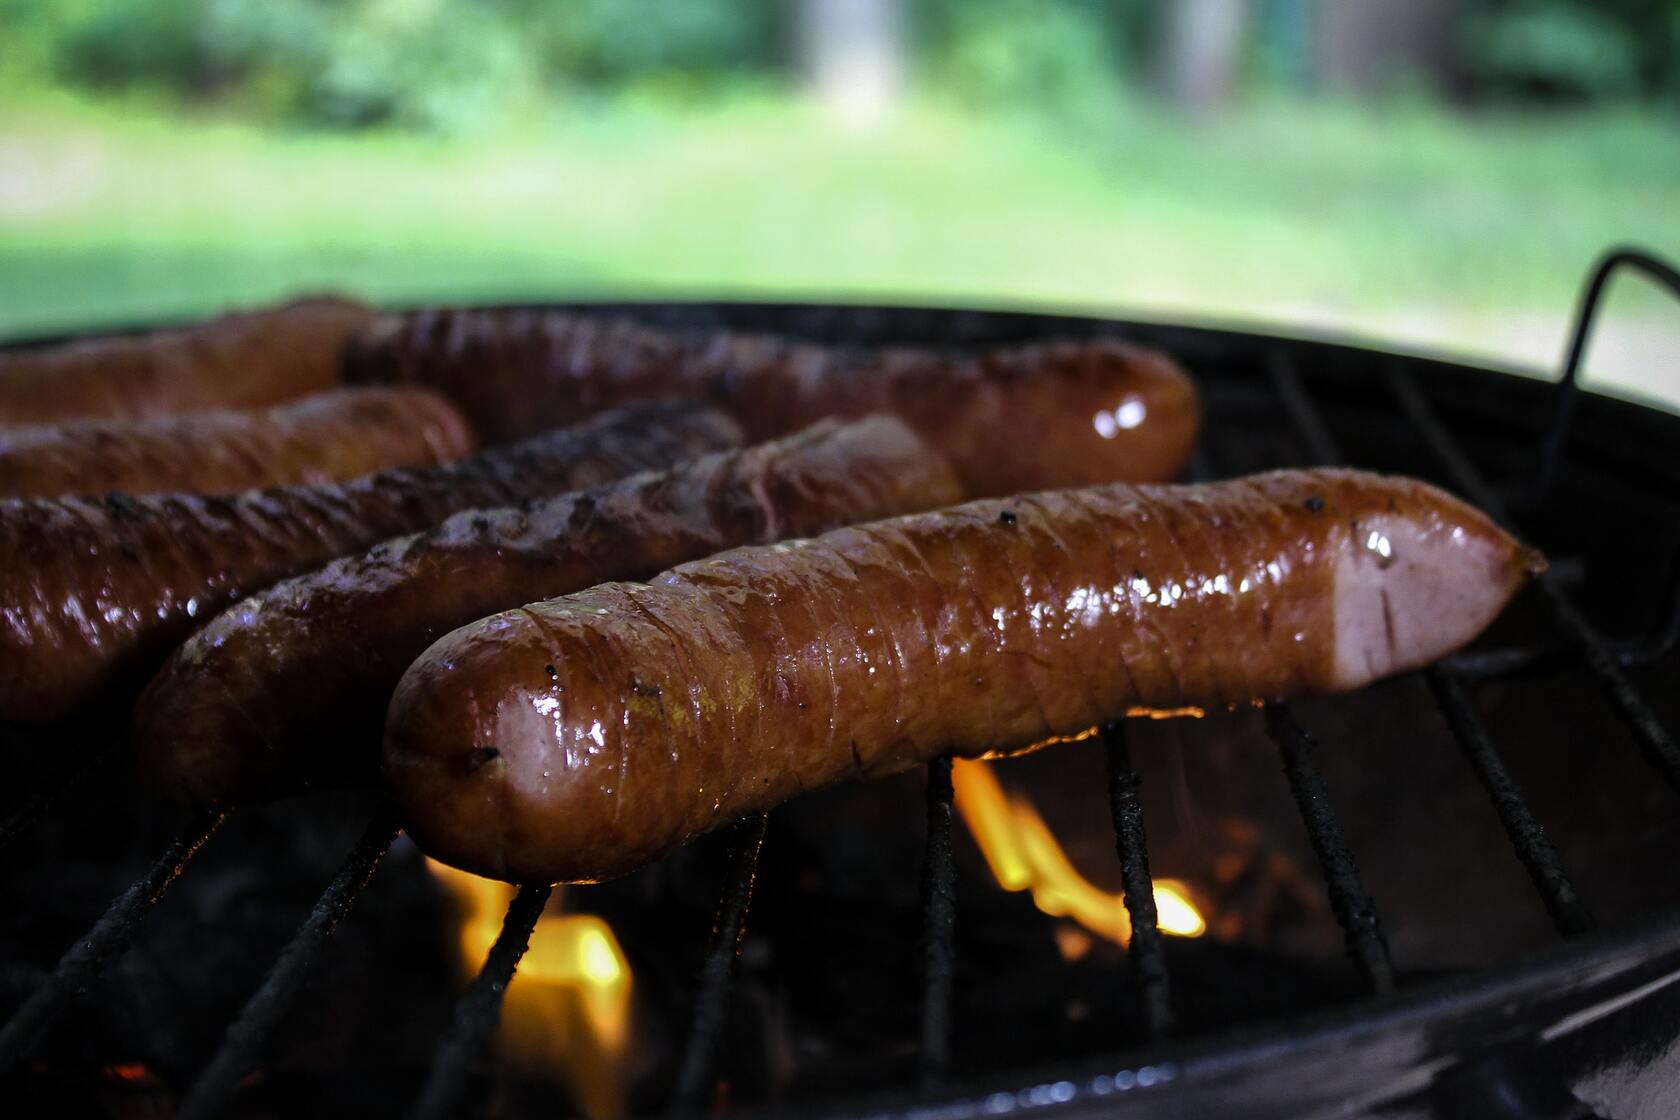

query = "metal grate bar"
1184;442;1218;484
1615;544;1680;666
177;806;401;1120
1535;246;1680;498
1102;721;1176;1039
1274;351;1595;939
1268;351;1344;466
1386;364;1680;795
0;809;224;1076
0;739;109;852
409;882;553;1120
1265;703;1397;992
1442;644;1573;682
1425;671;1596;937
1256;356;1397;990
667;812;769;1114
917;757;958;1086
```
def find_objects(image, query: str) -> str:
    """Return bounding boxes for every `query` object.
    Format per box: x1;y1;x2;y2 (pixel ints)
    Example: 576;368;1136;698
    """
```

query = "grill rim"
715;907;1680;1120
4;275;1679;1118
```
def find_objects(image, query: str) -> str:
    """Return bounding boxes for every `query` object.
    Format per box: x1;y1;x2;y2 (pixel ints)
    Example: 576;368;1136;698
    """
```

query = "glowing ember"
426;859;632;1120
100;1062;159;1085
951;759;1206;944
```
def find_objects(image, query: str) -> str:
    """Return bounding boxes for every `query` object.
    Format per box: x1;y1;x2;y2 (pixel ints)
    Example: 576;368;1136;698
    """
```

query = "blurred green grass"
2;92;1677;396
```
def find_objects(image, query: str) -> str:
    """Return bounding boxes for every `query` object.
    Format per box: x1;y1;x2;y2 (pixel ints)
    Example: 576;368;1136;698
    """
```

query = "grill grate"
669;812;771;1113
1423;670;1594;937
1101;721;1176;1039
1263;702;1397;993
3;244;1679;1117
176;805;402;1120
0;808;223;1074
1268;343;1594;953
915;758;958;1088
410;883;554;1120
1384;360;1680;794
0;731;110;851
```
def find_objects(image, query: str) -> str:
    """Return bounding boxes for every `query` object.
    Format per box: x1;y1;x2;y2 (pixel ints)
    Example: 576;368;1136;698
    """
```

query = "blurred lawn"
2;92;1677;401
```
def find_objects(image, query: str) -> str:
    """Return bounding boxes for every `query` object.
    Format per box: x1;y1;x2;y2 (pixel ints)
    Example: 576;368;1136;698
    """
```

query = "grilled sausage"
349;310;1197;497
0;297;373;425
0;387;474;499
137;417;964;805
386;468;1544;883
0;402;741;724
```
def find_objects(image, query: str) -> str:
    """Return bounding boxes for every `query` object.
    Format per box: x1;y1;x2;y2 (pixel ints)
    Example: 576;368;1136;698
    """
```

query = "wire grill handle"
1537;246;1680;498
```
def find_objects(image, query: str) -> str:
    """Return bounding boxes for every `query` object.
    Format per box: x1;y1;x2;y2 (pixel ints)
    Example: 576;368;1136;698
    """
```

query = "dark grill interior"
3;247;1680;1120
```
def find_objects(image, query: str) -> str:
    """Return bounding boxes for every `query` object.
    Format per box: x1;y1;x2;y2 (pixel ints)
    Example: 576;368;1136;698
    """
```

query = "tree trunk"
796;0;905;124
1160;0;1252;113
1315;0;1454;94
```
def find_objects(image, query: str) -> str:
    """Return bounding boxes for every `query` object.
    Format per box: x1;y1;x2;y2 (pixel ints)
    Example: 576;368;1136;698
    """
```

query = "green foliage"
5;0;1680;131
918;0;1155;116
522;0;781;87
55;0;209;90
2;0;783;132
925;0;1123;114
0;0;77;83
203;0;543;132
1463;1;1642;100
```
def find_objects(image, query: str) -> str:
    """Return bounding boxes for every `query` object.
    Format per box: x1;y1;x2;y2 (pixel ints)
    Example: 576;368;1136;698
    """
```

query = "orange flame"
426;859;632;1120
951;759;1205;944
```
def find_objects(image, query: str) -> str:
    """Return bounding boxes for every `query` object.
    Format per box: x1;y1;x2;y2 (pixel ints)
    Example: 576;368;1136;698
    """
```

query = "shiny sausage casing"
0;298;373;425
138;416;963;805
0;401;741;724
387;468;1543;883
0;387;474;498
349;309;1198;497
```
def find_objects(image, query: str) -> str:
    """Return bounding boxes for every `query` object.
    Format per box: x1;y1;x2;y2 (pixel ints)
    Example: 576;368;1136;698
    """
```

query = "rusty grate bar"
1425;671;1595;937
1265;703;1397;992
177;805;401;1120
917;757;958;1087
667;812;770;1114
409;881;554;1120
1102;721;1176;1039
0;809;224;1076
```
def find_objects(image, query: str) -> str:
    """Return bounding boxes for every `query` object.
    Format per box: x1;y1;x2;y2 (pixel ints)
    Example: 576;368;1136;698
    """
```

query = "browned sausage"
0;387;474;498
386;468;1543;883
349;310;1197;497
136;416;964;805
0;297;373;425
0;401;741;724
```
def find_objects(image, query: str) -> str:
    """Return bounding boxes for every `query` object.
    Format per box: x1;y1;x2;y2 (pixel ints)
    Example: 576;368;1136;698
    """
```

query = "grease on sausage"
385;468;1544;883
136;416;963;805
0;401;741;723
0;387;474;498
0;297;373;425
349;309;1198;497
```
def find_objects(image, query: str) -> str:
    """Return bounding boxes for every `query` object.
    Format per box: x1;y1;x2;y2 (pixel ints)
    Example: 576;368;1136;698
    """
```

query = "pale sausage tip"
1328;485;1542;689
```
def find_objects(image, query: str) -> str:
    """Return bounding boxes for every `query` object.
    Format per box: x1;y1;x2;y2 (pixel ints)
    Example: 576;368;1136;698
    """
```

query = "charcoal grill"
3;246;1680;1120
